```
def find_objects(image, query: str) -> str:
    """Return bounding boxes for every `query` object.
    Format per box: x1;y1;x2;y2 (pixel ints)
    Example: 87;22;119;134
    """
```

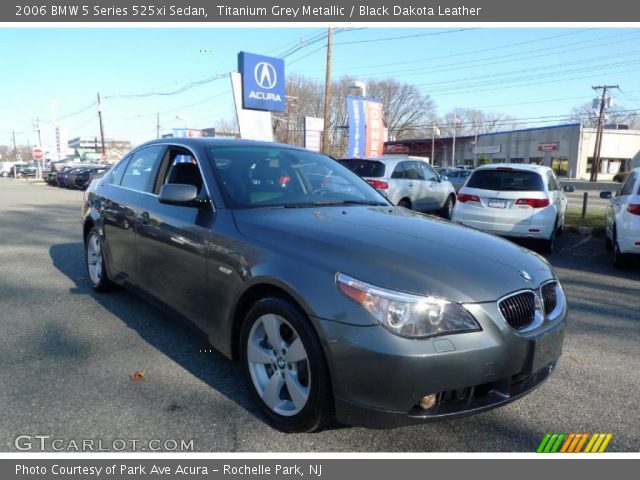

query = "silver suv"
339;155;457;218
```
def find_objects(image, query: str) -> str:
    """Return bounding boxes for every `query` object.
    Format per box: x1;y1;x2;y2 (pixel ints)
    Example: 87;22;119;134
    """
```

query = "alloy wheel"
246;313;310;416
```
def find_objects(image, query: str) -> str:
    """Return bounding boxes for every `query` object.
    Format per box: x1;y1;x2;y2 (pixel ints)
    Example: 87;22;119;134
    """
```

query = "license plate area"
488;198;507;209
530;326;565;373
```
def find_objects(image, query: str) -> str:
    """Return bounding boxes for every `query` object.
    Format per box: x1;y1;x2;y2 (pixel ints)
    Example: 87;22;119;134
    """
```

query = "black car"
82;138;566;432
13;163;38;177
73;166;109;189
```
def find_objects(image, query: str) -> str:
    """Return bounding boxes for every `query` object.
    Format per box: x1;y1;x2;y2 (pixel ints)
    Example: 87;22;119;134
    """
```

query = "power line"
360;31;640;80
333;28;476;46
296;28;599;74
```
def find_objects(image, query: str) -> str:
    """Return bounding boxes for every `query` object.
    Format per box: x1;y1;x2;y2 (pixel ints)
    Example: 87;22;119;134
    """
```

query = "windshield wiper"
310;200;388;207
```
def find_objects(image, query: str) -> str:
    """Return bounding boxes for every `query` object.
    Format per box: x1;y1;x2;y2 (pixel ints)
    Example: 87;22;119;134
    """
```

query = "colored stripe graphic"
537;433;612;453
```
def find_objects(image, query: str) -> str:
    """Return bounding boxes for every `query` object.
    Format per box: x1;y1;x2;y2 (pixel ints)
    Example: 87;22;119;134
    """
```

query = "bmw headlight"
337;273;481;338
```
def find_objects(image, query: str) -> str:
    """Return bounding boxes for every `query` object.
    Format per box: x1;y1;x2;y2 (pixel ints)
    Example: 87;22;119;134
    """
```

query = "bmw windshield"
207;146;389;208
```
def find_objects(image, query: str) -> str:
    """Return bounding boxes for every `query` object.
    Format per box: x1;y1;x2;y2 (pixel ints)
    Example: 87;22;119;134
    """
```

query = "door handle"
407;183;414;187
138;211;150;224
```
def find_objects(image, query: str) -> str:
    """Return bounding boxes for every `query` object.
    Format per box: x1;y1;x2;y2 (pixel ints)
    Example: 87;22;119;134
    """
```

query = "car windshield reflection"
207;146;388;209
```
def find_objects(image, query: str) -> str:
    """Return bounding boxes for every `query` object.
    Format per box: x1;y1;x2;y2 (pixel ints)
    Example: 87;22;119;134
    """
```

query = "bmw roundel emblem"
519;270;533;282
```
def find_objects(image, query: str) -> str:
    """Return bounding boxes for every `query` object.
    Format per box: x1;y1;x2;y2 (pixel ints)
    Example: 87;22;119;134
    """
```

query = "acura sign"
238;52;285;112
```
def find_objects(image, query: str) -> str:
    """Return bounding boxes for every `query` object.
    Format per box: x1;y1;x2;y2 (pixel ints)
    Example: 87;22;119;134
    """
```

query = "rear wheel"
85;228;116;292
398;198;412;210
539;218;557;254
240;296;334;433
612;227;629;269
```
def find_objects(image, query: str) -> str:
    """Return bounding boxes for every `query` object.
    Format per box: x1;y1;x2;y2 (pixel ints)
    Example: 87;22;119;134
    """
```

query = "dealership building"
384;123;640;180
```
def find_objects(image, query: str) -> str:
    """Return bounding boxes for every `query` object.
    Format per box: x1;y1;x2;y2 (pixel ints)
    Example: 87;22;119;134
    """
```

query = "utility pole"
156;113;160;139
321;27;333;154
451;110;457;168
97;92;106;155
589;84;619;182
12;130;17;157
35;117;42;146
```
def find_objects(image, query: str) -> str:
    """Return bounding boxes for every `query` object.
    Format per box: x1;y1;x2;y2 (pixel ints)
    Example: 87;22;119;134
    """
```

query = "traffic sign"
32;147;44;160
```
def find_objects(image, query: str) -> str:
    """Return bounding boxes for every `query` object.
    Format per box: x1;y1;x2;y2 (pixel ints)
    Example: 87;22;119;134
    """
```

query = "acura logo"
254;62;277;90
519;270;533;282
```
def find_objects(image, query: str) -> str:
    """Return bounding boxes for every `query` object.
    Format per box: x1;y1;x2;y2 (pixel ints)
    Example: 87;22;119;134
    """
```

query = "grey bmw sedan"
81;138;566;432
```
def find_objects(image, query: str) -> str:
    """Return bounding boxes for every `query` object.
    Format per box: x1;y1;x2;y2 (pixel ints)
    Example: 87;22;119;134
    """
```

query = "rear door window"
546;171;560;191
391;162;405;179
466;169;545;191
109;155;131;185
120;146;165;193
404;162;424;180
620;172;637;196
338;159;385;178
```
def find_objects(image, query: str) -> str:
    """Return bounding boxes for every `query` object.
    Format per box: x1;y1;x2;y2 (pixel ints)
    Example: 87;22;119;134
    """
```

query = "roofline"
386;123;583;144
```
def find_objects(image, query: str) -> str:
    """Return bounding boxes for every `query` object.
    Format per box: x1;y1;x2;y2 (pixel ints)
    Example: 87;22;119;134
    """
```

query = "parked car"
1;161;16;177
55;166;74;186
338;156;457;218
13;162;37;177
82;138;566;432
73;166;109;189
601;167;640;268
441;168;472;192
451;164;571;253
63;165;107;189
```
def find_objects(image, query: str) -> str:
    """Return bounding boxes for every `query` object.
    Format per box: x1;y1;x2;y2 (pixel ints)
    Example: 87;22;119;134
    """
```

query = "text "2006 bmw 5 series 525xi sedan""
82;138;567;432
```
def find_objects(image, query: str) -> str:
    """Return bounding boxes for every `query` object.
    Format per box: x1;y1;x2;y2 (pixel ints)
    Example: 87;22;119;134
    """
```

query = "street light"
176;115;189;129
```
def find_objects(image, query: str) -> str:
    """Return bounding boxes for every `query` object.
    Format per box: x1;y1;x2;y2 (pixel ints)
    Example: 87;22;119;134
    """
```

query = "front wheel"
240;296;334;433
440;195;455;220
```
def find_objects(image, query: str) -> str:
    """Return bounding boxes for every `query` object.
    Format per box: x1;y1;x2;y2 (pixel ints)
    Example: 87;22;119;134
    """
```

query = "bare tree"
438;108;520;137
570;102;640;129
273;75;437;157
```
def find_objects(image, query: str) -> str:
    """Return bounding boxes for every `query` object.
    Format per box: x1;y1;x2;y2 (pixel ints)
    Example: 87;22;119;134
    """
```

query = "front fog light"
337;273;481;338
420;394;437;410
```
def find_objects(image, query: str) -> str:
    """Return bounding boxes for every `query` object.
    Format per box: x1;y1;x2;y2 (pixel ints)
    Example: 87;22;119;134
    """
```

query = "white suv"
451;164;569;253
601;167;640;268
339;156;457;218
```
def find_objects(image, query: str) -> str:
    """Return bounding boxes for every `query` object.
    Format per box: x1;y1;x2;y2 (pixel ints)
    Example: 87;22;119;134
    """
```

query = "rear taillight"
515;198;550;208
457;193;480;203
628;204;640;215
366;179;389;190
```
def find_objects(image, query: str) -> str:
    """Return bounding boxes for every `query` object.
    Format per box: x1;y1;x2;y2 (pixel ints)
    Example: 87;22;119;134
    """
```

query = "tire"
612;228;629;269
240;296;334;433
398;198;412;210
539;219;557;254
605;233;613;251
85;227;116;292
440;195;455;220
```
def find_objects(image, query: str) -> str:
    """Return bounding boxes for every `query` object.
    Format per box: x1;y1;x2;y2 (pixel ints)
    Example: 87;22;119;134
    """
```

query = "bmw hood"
232;206;556;304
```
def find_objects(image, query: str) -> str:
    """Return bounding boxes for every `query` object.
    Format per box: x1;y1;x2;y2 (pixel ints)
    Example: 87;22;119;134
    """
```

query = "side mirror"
563;185;575;193
599;191;612;199
441;176;448;182
159;183;198;205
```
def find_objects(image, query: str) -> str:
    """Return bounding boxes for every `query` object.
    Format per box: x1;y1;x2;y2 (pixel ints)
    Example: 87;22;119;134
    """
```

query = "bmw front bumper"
313;299;566;428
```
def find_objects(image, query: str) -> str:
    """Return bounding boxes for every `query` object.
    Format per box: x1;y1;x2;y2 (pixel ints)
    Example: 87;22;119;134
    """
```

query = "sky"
1;26;640;152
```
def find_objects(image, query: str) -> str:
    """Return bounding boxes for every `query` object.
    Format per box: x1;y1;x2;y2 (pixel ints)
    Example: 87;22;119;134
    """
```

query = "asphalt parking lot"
1;178;639;452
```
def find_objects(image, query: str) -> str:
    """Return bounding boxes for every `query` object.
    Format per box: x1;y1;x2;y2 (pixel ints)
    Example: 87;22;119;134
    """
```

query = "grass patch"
564;207;606;236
